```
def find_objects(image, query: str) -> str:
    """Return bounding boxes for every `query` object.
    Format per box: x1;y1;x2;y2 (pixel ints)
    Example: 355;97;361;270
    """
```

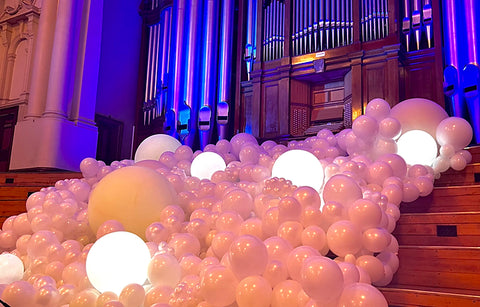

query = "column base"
9;117;98;171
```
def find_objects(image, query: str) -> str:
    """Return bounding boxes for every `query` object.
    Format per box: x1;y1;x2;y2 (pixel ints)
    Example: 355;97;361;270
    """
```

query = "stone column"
43;0;78;118
26;0;58;118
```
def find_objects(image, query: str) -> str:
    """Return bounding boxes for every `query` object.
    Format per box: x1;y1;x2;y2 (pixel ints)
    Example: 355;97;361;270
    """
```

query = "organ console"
236;0;445;141
137;0;468;148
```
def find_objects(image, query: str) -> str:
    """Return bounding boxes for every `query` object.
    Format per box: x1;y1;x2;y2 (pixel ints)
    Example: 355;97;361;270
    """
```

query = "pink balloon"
300;256;344;302
347;199;382;230
228;235;268;280
301;225;327;252
236;275;272;307
239;217;264;239
356;255;385;283
352;115;378;141
436;117;473;150
277;221;303;248
362;227;392;253
367;161;394;186
262;259;288;287
264;236;293;263
216;211;243;234
286;246;320;281
145;285;173;306
338;261;360;285
323;175;362;208
221;189;254;220
1;280;35;306
278;197;302;223
148;253;181;288
338;282;388;307
200;265;237;306
270;280;303;307
365;98;391;121
326;220;363;257
211;231;236;259
119;283;145;307
168;233;201;258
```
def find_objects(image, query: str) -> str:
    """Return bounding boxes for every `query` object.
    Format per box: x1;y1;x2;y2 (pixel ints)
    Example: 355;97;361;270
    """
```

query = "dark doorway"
0;107;18;171
95;114;124;165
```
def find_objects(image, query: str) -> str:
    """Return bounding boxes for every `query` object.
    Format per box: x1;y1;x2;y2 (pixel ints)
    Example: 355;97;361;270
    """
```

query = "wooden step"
0;172;81;187
400;185;480;213
0;186;43;201
0;200;27;225
467;145;480;164
391;246;480;292
435;163;480;187
393;212;480;246
380;285;480;306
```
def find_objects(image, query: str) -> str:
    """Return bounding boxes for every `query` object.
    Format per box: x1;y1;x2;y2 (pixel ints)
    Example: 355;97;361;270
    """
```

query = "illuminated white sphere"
397;130;438;166
271;149;324;191
190;152;226;180
86;231;151;295
134;134;182;162
0;253;24;284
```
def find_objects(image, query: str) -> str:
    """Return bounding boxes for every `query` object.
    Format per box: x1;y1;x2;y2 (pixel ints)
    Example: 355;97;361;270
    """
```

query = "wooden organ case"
235;0;445;141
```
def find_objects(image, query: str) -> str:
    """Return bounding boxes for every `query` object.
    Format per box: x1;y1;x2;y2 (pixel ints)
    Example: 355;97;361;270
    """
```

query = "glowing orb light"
397;130;438;166
134;134;182;162
190;152;226;180
88;166;177;240
0;253;24;284
271;149;324;192
86;231;151;295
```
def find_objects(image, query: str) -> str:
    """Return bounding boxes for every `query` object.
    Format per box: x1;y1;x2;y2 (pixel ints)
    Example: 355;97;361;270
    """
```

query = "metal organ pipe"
217;0;235;140
463;0;480;143
158;8;171;121
411;0;421;50
199;0;219;148
182;0;200;145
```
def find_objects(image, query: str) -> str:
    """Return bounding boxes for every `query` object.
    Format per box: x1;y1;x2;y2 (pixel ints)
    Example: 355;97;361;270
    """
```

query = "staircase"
1;149;480;306
0;172;81;225
380;146;480;306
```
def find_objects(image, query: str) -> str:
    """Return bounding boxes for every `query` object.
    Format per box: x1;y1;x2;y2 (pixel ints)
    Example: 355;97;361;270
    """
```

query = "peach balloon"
88;166;177;240
236;275;272;307
323;175;362;208
200;265;237;307
147;253;181;288
277;221;303;248
228;235;268;280
300;256;344;303
264;236;293;263
337;282;388;307
262;259;288;287
390;98;448;139
211;231;236;259
119;283;145;307
356;255;385;283
327;220;363;257
347;199;382;230
270;279;303;307
168;233;201;258
286;246;320;281
221;189;254;220
301;225;326;251
278;197;302;223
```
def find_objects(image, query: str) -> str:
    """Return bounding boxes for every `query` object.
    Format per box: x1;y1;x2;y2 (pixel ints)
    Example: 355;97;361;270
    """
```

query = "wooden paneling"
400;185;480;214
264;84;280;136
364;62;387;103
394;212;480;246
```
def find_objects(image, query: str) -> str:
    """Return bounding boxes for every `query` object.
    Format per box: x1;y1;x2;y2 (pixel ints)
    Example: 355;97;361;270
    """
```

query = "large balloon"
134;134;182;162
390;98;448;139
88;166;177;239
322;175;362;209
